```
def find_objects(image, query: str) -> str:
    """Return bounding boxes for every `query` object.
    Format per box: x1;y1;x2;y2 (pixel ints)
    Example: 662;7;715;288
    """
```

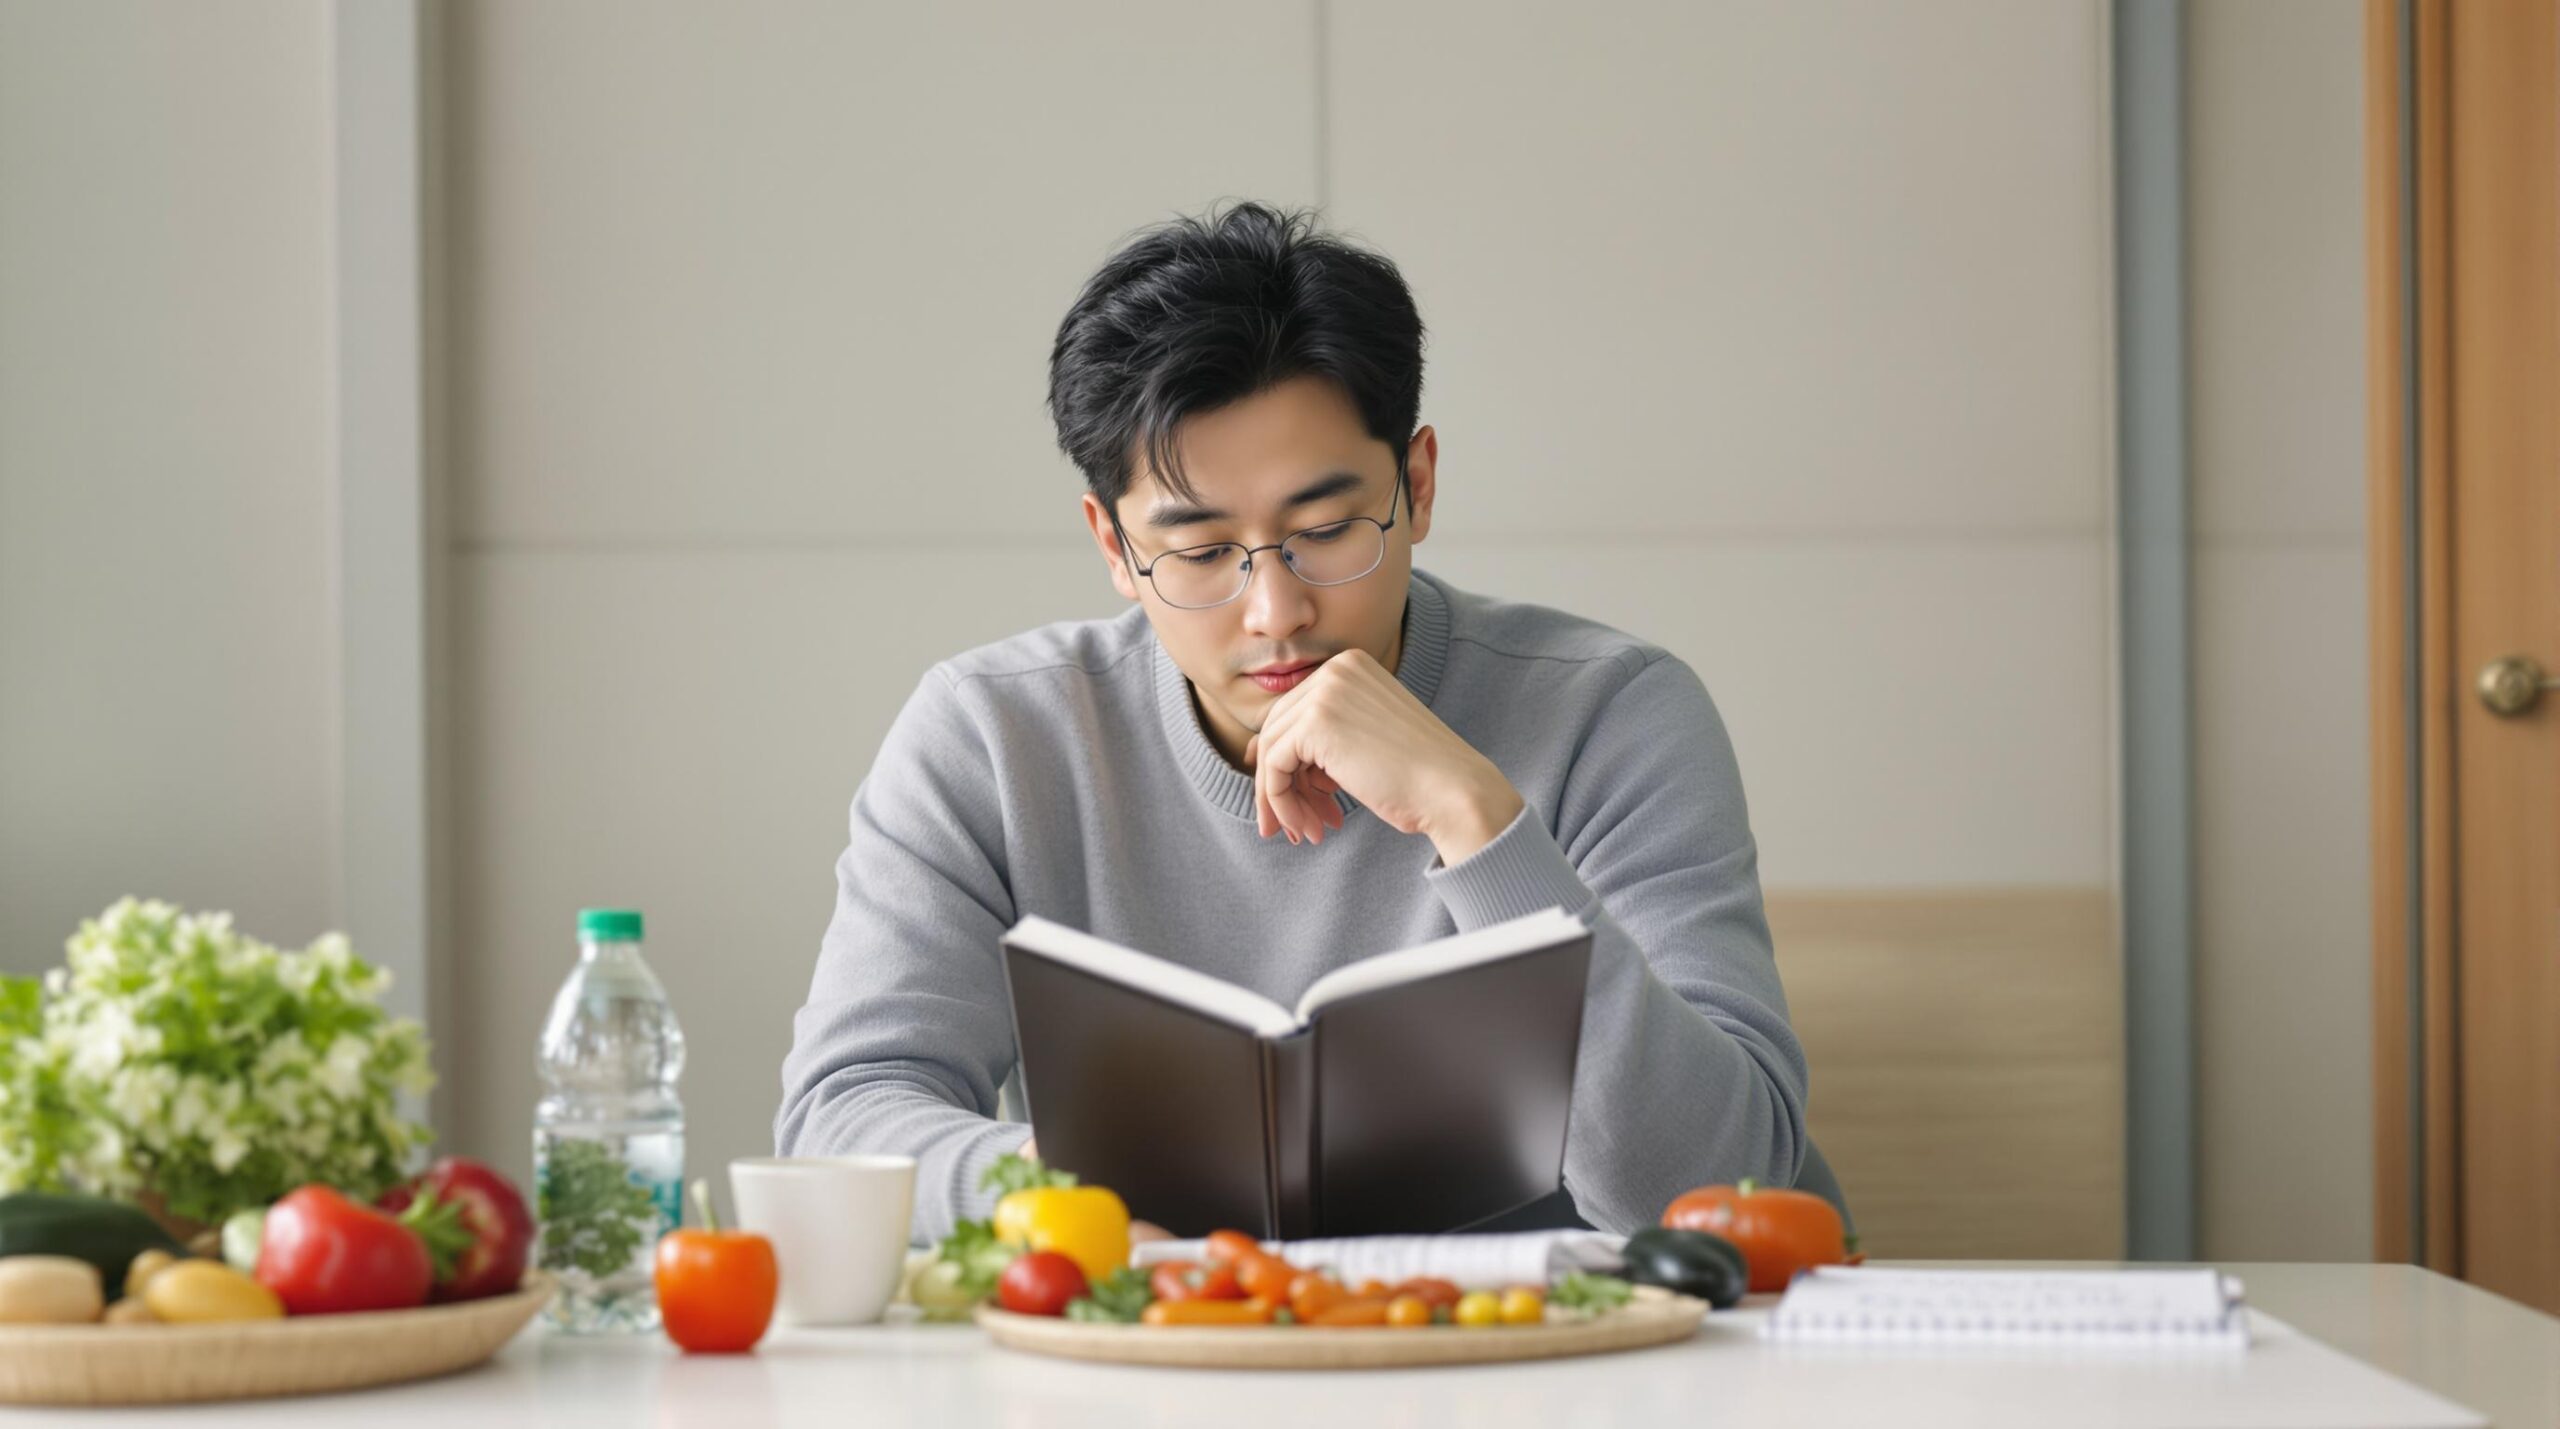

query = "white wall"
2186;0;2374;1262
0;1;342;971
3;1;2377;1263
439;0;2122;1207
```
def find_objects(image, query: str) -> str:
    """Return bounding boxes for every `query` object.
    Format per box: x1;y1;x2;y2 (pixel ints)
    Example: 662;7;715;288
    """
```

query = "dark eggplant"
1617;1226;1748;1308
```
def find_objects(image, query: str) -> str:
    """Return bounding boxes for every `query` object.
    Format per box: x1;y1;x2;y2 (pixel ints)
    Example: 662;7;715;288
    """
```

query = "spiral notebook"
1763;1267;2252;1348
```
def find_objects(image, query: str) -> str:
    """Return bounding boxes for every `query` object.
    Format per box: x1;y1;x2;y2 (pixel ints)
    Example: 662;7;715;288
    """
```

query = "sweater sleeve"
1421;651;1807;1234
774;665;1032;1244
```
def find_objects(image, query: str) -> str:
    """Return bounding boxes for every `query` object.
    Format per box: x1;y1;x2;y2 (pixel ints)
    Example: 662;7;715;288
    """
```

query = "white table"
17;1263;2557;1427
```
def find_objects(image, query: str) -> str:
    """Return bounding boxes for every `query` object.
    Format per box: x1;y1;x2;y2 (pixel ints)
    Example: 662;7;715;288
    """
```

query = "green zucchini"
1618;1226;1749;1308
0;1193;183;1287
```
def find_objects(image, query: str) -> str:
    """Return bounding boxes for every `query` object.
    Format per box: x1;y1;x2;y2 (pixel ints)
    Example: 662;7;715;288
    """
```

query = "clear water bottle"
533;908;686;1333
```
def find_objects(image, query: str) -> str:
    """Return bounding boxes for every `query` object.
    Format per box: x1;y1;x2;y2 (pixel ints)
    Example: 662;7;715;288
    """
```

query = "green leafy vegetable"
534;1138;660;1279
936;1217;1022;1301
979;1152;1075;1196
1064;1266;1153;1323
1548;1272;1636;1315
0;898;434;1226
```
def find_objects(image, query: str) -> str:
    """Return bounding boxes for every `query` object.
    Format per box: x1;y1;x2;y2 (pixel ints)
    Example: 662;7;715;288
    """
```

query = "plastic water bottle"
533;908;686;1332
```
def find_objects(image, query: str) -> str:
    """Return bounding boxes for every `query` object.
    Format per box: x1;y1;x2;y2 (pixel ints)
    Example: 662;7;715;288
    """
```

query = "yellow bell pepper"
982;1152;1131;1284
993;1183;1131;1285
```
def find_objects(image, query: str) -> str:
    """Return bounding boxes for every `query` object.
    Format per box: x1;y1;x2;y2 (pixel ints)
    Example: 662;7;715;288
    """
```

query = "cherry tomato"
1385;1294;1432;1328
1202;1229;1267;1264
1498;1287;1545;1325
1393;1276;1462;1310
1150;1259;1243;1302
997;1250;1089;1317
1288;1271;1349;1322
1235;1252;1300;1302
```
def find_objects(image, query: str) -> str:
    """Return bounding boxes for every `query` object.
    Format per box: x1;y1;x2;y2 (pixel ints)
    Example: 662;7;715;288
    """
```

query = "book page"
1003;915;1299;1038
1293;907;1585;1021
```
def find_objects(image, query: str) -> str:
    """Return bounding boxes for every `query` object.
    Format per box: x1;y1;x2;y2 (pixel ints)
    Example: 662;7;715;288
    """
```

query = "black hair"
1046;199;1426;509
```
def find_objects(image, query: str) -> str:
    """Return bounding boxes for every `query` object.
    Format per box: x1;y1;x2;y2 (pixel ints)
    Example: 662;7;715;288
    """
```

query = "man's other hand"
1244;647;1524;865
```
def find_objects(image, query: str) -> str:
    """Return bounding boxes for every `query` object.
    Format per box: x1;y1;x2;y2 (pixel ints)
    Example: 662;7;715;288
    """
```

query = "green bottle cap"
577;908;644;942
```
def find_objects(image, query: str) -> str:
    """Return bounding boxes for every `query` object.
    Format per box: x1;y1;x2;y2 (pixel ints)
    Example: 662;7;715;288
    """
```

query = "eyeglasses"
1110;462;1406;611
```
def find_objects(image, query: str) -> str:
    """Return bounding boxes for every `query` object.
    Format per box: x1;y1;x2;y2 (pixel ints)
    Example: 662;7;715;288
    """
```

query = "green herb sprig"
1065;1266;1153;1323
535;1138;661;1279
1548;1272;1637;1315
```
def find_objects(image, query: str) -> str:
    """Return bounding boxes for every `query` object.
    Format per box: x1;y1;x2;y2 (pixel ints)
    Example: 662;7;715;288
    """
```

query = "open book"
999;907;1593;1239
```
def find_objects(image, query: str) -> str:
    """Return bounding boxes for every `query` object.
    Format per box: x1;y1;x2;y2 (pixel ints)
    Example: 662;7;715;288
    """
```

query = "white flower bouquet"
0;898;435;1231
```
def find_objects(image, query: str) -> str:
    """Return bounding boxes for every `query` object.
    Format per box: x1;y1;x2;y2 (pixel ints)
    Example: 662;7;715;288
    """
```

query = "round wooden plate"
0;1269;557;1406
977;1283;1708;1369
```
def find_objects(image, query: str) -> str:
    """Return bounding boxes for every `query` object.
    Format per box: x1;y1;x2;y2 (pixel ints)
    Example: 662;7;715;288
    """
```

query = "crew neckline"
1152;568;1454;823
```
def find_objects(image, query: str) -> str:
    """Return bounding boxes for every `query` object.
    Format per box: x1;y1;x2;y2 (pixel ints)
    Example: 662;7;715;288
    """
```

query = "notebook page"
1765;1267;2251;1347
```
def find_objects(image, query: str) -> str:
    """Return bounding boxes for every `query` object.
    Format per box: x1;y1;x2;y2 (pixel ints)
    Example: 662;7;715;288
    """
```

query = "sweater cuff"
1423;801;1600;931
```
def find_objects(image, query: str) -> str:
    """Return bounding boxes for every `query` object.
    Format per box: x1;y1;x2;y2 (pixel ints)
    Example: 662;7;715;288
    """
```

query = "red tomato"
655;1226;778;1353
377;1157;535;1302
256;1185;435;1315
1662;1179;1849;1293
1150;1259;1243;1302
997;1250;1089;1316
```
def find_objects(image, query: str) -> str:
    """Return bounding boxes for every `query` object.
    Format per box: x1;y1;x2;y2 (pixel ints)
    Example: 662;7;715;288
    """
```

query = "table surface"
15;1261;2558;1428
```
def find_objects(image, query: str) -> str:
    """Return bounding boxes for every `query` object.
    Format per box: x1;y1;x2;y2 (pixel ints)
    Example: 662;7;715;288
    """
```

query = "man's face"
1080;374;1437;769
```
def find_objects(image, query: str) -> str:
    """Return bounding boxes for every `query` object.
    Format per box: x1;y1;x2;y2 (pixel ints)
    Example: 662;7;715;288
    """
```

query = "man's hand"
1243;647;1525;866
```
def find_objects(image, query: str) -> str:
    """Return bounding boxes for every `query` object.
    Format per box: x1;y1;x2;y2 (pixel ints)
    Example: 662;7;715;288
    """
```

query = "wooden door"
2370;0;2560;1313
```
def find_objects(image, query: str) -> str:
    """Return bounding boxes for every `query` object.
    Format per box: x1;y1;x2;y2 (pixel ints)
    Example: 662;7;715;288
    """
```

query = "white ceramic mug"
729;1154;917;1326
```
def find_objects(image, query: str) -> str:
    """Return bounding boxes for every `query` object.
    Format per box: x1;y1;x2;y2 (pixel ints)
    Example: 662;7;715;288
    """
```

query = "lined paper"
1764;1267;2251;1348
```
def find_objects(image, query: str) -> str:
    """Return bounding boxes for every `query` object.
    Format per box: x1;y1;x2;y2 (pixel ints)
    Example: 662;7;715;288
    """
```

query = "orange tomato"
1384;1294;1432;1328
654;1226;778;1353
1661;1178;1849;1293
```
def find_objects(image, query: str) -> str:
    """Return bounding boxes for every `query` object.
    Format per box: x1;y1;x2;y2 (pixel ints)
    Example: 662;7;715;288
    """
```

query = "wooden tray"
978;1284;1709;1369
0;1270;555;1406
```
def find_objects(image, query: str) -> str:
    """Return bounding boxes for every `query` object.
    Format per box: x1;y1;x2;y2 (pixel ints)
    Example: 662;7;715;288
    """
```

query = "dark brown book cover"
999;909;1592;1238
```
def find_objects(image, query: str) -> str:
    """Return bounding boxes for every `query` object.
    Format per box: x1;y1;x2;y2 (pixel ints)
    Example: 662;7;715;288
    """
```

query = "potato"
0;1255;105;1324
141;1259;284;1324
123;1248;177;1300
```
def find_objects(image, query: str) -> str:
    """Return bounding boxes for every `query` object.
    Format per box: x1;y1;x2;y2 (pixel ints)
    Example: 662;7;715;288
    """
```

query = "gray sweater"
775;568;1808;1242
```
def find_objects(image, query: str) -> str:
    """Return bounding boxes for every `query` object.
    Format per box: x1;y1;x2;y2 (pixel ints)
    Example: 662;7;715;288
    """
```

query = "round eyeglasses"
1112;468;1405;611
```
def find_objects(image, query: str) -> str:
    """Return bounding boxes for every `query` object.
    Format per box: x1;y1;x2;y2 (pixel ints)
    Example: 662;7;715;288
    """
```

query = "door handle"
2478;655;2560;717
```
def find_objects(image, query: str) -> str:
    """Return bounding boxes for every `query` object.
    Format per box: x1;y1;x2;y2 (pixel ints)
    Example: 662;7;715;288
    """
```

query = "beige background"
0;0;2368;1260
2186;0;2372;1262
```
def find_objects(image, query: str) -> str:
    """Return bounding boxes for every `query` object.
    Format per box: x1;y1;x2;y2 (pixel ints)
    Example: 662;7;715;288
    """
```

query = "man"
777;200;1831;1244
